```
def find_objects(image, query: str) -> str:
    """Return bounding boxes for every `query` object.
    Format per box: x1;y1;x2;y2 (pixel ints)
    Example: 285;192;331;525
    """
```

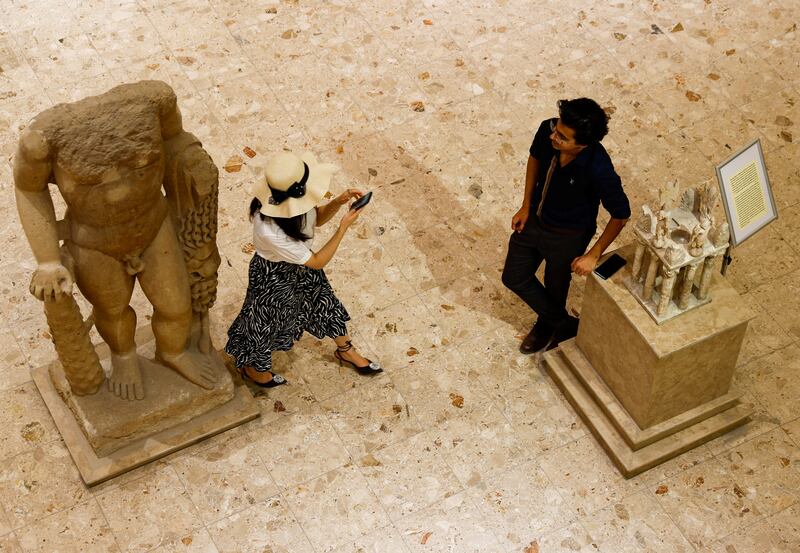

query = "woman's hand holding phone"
350;190;373;211
334;189;363;206
339;206;361;231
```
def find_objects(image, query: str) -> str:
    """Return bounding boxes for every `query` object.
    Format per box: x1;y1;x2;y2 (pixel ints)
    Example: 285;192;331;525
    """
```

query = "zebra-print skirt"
225;255;350;373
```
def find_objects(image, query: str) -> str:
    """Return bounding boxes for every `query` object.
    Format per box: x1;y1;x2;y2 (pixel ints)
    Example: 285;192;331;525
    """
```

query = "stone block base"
543;339;751;478
53;352;237;457
32;355;260;486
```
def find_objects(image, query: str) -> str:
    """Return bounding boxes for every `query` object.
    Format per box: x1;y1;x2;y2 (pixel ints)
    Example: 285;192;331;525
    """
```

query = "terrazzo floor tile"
46;70;131;105
395;492;504;553
170;433;279;524
651;458;768;549
724;224;800;294
0;382;59;463
389;348;493;429
682;108;770;162
0;534;22;553
418;275;505;349
283;464;391;552
0;37;41;103
751;31;800;86
0;503;11;535
433;2;530;52
538;436;640;518
774;203;800;254
645;71;732;130
784;418;800;447
410;54;494;109
769;503;800;550
375;19;461;67
171;34;254;91
149;528;219;553
14;498;120;553
580;491;695;552
145;0;230;50
95;465;204;552
736;294;795;367
346;76;430;134
703;517;794;553
606;33;701;89
739;87;800;151
383;223;480;293
358;430;462;521
328;524;411;553
86;13;163;69
497;379;587;457
350;296;447;372
532;522;597;553
704;392;781;457
675;14;755;67
0;441;89;530
252;405;352;489
67;0;141;28
207;495;314;553
200;72;285;136
349;0;429;30
427;399;527;489
323;133;409;190
467;459;575;550
711;47;786;107
715;428;800;517
23;33;110;94
738;343;800;424
2;0;83;44
207;0;280;31
325;240;418;316
320;373;421;459
0;326;33;392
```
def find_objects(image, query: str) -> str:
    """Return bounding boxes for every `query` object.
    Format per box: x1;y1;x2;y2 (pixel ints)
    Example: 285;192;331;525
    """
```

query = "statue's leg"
66;241;144;400
138;217;218;389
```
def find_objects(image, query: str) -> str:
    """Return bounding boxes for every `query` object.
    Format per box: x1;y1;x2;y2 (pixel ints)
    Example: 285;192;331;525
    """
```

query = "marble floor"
0;0;799;551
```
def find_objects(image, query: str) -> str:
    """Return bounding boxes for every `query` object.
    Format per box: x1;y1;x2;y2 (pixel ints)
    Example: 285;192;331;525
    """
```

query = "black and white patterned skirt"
225;255;350;373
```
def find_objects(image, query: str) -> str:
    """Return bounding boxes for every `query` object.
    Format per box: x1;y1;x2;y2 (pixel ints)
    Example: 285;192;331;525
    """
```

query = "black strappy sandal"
239;366;287;388
334;340;383;375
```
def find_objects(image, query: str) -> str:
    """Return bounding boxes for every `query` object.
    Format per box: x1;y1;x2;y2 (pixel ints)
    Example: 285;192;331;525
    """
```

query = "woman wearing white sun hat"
225;151;382;387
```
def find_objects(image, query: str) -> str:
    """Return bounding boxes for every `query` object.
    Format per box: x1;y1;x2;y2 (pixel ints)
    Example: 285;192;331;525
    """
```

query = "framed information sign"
715;139;776;247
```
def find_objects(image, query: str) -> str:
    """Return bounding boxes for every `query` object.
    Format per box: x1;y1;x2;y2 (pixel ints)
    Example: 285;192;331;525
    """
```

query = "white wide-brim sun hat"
249;151;338;218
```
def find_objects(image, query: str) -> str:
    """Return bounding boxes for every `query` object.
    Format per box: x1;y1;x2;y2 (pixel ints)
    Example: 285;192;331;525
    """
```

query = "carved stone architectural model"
13;81;259;485
627;181;730;324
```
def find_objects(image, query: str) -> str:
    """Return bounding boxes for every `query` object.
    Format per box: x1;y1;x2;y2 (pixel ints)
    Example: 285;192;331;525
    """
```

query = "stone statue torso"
31;85;173;258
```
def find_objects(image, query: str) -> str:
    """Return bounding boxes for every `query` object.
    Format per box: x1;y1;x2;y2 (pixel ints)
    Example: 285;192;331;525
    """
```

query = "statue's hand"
30;262;73;302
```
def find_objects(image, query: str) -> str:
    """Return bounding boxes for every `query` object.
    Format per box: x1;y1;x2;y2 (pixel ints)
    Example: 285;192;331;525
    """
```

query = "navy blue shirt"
529;118;631;230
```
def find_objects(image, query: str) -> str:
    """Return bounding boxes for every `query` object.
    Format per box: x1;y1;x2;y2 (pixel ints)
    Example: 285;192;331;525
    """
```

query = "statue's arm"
14;128;73;301
153;83;184;140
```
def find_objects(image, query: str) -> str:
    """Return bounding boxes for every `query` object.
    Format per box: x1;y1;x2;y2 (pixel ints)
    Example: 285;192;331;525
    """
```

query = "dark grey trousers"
501;218;593;329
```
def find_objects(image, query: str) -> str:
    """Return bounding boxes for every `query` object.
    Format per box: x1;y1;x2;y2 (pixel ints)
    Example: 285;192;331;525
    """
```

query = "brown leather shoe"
519;321;555;354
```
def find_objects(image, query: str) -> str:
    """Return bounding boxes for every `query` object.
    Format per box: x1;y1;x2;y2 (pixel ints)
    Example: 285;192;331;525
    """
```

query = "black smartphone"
351;191;373;210
593;253;627;280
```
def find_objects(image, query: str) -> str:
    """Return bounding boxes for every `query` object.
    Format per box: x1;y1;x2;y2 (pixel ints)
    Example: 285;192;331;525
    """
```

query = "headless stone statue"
14;80;222;400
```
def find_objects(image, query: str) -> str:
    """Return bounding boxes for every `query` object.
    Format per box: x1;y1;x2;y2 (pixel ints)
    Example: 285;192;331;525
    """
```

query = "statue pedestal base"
545;341;751;477
542;247;753;478
32;335;260;486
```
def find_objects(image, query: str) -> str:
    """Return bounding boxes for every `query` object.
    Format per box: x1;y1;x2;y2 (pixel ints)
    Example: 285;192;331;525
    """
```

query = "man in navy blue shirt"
502;98;631;354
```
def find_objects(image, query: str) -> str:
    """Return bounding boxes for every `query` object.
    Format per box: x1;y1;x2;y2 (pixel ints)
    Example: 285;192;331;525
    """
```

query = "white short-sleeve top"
253;208;316;265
